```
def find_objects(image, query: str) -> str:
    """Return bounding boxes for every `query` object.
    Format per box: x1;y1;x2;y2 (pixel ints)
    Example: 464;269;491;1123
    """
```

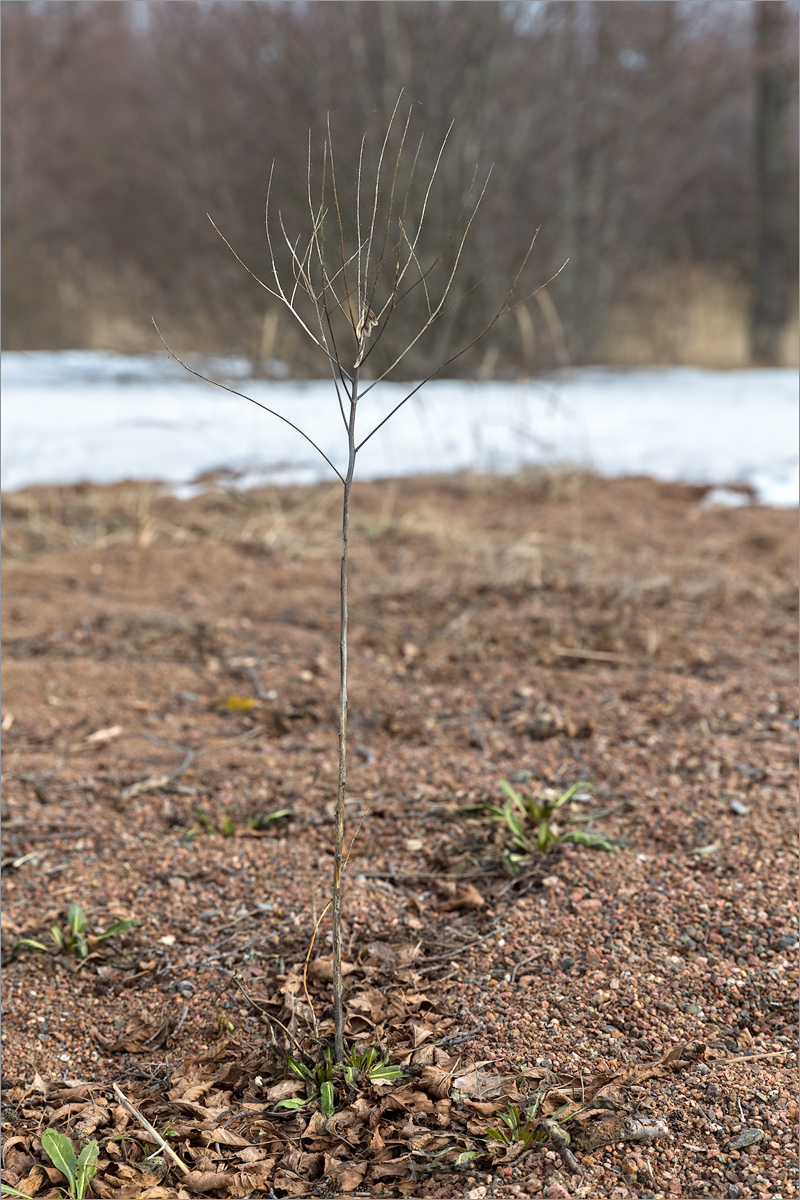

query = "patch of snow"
2;354;797;505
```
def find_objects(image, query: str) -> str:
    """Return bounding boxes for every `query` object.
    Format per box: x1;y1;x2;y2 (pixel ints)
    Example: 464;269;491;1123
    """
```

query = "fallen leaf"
338;1163;368;1192
453;1067;506;1099
273;1171;312;1197
102;1009;171;1054
9;1167;46;1197
265;1079;305;1102
217;695;259;712
87;724;123;742
183;1169;231;1193
435;883;485;911
308;958;357;981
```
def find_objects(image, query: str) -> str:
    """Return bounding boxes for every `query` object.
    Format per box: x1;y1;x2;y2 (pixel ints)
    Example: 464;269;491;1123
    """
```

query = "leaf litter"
0;1016;713;1199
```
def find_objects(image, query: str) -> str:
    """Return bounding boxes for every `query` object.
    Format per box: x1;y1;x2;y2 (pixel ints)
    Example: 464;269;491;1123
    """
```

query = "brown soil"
1;471;797;1200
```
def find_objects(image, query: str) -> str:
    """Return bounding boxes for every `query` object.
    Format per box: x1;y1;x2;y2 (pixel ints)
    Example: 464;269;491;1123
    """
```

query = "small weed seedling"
0;1129;99;1199
485;1099;545;1149
484;780;617;868
182;808;292;841
485;1095;577;1150
13;903;139;959
275;1044;404;1117
194;812;237;837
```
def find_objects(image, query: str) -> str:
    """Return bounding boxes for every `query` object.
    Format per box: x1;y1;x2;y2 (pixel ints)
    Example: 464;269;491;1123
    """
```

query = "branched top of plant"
155;90;566;484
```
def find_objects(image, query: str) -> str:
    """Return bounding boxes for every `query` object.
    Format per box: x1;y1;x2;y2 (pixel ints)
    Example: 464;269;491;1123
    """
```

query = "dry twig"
111;1082;190;1175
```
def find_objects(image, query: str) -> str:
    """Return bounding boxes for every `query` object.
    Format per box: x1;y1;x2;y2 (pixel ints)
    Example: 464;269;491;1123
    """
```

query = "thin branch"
389;119;456;302
152;319;345;484
365;108;414;326
399;220;432;317
302;900;330;1039
356;131;367;310
229;970;309;1056
209;208;345;379
358;161;481;371
363;92;407;314
357;168;494;391
112;1084;190;1176
326;112;354;337
356;253;568;452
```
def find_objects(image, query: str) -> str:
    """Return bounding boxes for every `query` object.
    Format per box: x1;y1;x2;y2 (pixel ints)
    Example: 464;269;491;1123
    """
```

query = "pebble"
728;1128;765;1150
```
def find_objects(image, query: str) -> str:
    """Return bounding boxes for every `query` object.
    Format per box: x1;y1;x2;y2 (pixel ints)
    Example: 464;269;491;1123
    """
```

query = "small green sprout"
483;780;617;866
194;812;236;837
276;1044;403;1114
13;903;139;959
0;1129;99;1199
485;1097;546;1149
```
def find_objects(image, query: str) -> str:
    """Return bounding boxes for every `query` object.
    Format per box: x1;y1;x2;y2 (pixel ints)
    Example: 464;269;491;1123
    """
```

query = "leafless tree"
750;0;797;364
160;97;562;1060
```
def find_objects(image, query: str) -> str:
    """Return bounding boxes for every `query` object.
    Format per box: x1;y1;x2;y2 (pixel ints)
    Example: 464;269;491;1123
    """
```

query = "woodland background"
2;0;798;375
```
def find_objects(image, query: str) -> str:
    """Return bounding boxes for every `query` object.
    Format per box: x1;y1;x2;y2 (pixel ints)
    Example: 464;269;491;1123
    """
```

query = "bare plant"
157;95;565;1062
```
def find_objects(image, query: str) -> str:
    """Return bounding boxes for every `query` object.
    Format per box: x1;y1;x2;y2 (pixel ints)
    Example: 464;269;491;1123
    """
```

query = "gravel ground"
1;471;797;1199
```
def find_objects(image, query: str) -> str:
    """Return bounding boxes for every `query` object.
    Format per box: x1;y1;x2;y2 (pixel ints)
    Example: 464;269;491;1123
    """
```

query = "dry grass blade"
111;1083;190;1175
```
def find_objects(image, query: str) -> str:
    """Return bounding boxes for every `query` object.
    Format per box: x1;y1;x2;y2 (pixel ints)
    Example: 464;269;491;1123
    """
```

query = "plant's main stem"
332;371;359;1062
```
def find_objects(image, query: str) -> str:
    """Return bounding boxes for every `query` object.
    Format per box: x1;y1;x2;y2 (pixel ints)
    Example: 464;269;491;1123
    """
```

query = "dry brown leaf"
417;1064;451;1098
453;1067;506;1099
366;941;398;967
102;1009;171;1054
199;1127;253;1147
265;1078;305;1102
169;1078;214;1103
8;1167;46;1198
348;987;386;1018
324;1109;357;1138
368;1125;386;1155
389;1086;435;1114
75;1101;112;1136
47;1101;92;1121
370;1156;412;1179
463;1098;499;1116
172;1099;213;1120
2;1149;36;1177
103;1169;165;1197
307;957;357;982
338;1163;368;1191
300;1110;328;1137
2;1135;34;1156
273;1170;311;1196
54;1084;99;1102
281;1147;324;1178
411;1021;435;1047
182;1168;229;1194
433;883;486;911
226;1162;277;1198
235;1148;273;1164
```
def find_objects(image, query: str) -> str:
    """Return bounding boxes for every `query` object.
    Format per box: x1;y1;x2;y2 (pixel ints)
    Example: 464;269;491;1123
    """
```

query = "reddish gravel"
1;471;797;1199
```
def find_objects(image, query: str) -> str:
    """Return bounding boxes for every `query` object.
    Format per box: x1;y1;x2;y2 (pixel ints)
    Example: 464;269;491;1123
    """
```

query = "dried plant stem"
112;1083;190;1175
164;96;559;1063
332;370;358;1062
